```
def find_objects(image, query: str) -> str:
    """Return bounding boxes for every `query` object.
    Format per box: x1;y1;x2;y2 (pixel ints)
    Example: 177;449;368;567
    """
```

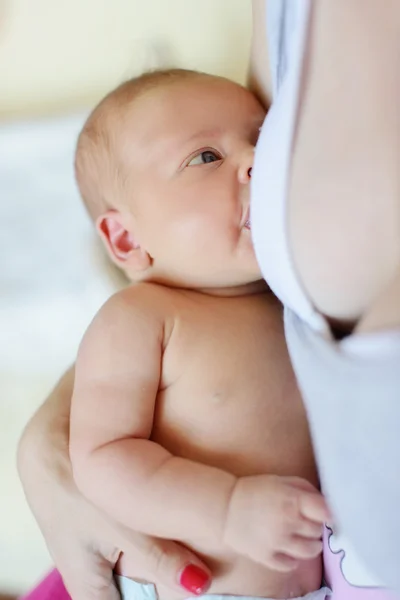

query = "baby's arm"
70;285;236;545
70;284;329;568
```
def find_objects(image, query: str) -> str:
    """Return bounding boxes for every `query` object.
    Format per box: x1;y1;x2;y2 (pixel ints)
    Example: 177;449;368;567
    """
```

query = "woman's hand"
18;368;211;600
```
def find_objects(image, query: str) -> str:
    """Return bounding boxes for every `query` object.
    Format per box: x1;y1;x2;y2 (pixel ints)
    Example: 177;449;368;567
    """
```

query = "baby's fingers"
265;553;300;573
299;492;331;524
293;517;324;540
282;536;323;560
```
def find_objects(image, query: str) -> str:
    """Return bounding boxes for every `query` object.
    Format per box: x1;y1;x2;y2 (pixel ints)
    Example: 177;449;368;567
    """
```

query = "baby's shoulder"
78;284;183;360
98;283;182;335
116;282;182;310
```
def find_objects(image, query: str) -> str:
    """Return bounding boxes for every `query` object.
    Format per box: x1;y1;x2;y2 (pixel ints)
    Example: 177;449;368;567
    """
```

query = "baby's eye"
187;150;221;166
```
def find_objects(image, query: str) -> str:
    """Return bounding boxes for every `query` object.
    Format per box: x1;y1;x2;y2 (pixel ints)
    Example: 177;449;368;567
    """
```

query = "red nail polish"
179;564;210;595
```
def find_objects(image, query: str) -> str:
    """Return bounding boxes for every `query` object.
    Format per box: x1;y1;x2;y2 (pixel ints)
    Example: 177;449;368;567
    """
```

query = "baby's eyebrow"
183;127;225;145
142;129;223;158
182;117;264;147
145;128;225;163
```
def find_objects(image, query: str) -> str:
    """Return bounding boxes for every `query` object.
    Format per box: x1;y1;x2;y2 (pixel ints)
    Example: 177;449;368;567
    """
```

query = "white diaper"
115;576;331;600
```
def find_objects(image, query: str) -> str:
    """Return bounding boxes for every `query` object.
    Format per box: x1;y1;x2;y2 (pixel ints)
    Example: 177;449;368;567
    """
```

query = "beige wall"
0;0;251;118
0;4;251;593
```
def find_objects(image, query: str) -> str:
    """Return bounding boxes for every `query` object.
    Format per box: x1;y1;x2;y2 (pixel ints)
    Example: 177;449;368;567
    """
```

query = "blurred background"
0;0;251;596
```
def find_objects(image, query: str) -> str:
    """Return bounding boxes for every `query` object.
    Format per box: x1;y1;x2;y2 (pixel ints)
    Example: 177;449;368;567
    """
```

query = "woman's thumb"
61;553;122;600
116;538;212;596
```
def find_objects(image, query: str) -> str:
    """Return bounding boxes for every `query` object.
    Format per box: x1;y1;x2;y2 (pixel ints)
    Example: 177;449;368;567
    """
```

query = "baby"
70;69;330;600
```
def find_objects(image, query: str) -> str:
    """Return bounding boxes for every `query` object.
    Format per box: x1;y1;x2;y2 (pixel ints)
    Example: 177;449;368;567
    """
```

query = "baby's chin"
219;273;267;296
239;249;264;282
196;279;267;298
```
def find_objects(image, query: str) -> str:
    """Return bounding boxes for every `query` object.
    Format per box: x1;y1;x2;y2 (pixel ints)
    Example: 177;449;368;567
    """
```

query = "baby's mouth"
244;218;251;230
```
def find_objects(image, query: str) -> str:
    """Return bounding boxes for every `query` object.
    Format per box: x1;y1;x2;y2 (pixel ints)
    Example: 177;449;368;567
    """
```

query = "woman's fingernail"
179;564;211;595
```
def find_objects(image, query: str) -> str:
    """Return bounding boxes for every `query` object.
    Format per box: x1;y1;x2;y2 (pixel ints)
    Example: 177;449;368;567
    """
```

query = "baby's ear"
96;210;151;273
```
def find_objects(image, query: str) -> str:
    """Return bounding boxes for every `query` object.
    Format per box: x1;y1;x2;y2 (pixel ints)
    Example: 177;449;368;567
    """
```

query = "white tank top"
254;5;400;593
251;0;400;357
251;0;328;333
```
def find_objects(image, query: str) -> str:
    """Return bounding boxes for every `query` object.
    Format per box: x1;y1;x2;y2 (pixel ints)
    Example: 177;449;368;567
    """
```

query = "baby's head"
75;69;266;292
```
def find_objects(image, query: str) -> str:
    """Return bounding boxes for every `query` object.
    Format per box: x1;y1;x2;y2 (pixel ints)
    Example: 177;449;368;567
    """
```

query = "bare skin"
288;0;400;332
17;6;278;599
69;74;329;600
19;2;400;598
71;285;323;600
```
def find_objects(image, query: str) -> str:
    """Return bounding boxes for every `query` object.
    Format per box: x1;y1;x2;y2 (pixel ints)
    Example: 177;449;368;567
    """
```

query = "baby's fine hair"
75;68;205;222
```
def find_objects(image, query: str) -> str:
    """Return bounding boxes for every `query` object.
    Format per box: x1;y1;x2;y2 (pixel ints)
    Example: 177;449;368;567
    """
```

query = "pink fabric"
21;570;71;600
323;527;398;600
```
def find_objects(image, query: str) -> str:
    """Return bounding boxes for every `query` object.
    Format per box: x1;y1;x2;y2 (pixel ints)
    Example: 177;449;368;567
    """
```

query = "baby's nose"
238;147;254;184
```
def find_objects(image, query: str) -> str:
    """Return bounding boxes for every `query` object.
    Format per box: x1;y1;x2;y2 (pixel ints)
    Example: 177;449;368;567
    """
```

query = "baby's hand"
223;474;330;572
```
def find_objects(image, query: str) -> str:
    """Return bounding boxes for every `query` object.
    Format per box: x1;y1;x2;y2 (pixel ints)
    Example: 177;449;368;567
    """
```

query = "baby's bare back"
146;288;321;600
